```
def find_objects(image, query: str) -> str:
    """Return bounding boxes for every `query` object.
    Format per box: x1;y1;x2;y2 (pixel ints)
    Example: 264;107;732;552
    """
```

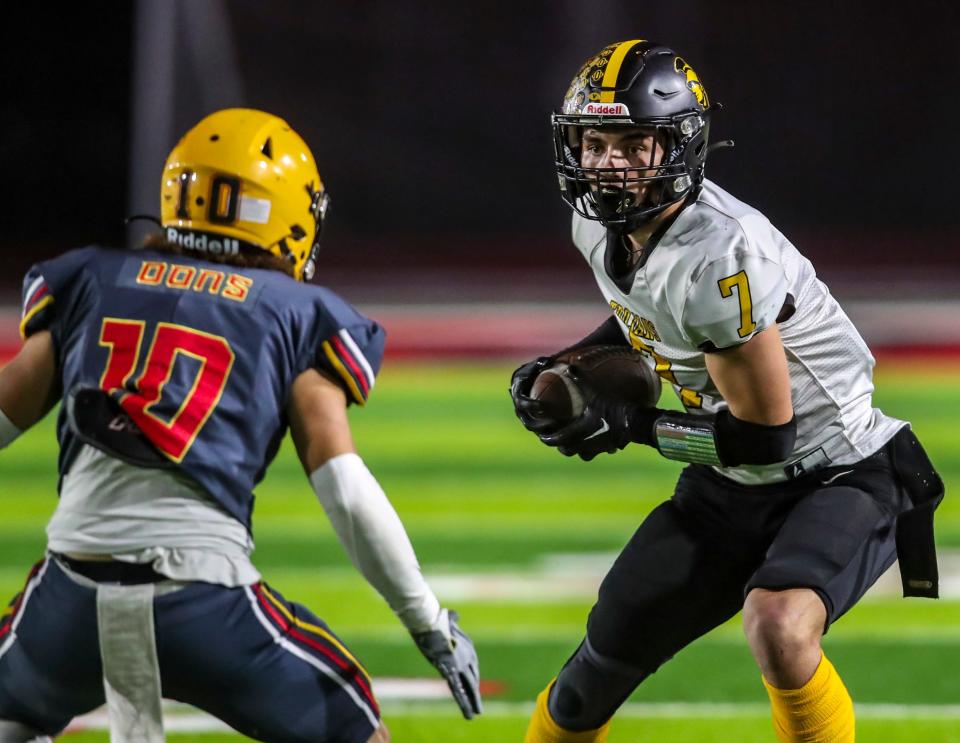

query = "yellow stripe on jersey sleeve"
19;295;54;339
321;340;366;405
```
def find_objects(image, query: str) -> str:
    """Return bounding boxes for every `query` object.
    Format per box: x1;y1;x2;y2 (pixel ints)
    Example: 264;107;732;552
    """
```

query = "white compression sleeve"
0;407;22;449
309;453;441;634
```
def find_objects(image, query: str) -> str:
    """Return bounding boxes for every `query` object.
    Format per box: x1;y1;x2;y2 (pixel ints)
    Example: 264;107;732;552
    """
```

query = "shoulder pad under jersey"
680;251;788;351
20;247;100;339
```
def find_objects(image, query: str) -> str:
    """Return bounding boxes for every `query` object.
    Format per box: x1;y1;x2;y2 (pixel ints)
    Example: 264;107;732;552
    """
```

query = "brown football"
529;345;662;421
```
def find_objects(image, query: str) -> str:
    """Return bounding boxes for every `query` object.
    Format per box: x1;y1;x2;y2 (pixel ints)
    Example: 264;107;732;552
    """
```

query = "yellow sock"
763;654;855;742
523;681;612;743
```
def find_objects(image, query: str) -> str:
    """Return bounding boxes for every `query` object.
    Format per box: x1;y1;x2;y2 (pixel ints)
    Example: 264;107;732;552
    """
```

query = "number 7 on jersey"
717;270;757;339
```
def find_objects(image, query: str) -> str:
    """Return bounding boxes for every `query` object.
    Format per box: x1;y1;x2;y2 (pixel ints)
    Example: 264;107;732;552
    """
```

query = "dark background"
4;1;959;301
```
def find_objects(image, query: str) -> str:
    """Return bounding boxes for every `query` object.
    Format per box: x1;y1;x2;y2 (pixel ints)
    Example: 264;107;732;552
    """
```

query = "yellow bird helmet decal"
554;41;720;233
675;56;709;109
160;108;329;281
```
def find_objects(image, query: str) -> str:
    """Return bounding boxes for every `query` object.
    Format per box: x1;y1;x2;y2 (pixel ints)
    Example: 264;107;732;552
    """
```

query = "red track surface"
3;343;960;367
2;304;959;365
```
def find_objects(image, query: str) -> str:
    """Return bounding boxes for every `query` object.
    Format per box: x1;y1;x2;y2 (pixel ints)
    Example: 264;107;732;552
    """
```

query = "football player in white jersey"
512;40;944;743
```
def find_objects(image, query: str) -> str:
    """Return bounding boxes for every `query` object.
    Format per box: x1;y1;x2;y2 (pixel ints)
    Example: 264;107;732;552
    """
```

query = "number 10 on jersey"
98;318;235;462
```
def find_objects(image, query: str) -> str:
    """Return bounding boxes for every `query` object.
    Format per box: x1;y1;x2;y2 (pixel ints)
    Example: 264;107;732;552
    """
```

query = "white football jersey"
571;179;906;485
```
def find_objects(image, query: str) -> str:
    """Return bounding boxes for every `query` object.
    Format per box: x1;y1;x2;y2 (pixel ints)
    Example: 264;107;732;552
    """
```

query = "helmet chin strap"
603;185;694;237
596;186;637;214
593;184;673;236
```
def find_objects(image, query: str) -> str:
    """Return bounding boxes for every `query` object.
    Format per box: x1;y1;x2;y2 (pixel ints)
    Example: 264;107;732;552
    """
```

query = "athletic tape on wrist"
0;407;22;449
654;417;722;466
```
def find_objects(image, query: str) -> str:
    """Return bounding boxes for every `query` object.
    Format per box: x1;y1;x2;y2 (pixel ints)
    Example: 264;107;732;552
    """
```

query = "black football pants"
549;428;921;731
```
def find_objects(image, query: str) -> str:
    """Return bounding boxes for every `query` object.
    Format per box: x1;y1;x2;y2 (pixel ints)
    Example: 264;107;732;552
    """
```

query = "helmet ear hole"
261;138;273;159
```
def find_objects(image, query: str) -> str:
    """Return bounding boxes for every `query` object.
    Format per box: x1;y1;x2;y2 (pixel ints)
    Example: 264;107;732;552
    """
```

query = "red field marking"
873;345;960;363
480;678;508;695
4;344;960;367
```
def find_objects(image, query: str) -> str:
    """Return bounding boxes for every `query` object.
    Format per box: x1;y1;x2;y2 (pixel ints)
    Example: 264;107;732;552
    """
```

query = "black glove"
538;371;658;461
412;609;482;719
509;356;562;432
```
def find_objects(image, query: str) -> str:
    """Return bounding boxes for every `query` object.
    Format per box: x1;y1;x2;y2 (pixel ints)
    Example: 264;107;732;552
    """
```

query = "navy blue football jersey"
20;247;385;529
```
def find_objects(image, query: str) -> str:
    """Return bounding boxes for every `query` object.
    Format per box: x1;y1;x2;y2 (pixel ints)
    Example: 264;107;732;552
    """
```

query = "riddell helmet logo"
166;227;240;256
582;102;630;116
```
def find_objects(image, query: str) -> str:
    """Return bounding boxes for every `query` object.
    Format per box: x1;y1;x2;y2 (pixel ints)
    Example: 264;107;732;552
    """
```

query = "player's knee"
550;669;610;731
548;640;644;731
743;588;824;660
551;672;588;723
0;720;53;743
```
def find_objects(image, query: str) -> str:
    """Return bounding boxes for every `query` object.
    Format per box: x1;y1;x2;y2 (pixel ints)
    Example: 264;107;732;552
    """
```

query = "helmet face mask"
553;40;712;234
160;108;330;281
300;183;330;281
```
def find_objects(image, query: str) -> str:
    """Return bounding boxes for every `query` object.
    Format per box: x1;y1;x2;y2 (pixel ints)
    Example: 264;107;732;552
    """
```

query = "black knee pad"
0;721;52;742
547;639;648;731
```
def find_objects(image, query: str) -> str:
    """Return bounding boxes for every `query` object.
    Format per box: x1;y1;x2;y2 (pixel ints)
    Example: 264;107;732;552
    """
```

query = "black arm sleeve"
556;315;629;357
628;407;797;467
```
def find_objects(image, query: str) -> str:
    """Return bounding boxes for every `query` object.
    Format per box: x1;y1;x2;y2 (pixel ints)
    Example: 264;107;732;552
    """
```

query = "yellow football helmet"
160;108;329;280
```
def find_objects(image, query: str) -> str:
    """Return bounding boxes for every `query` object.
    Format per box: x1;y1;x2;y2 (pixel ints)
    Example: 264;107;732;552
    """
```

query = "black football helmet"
553;40;715;234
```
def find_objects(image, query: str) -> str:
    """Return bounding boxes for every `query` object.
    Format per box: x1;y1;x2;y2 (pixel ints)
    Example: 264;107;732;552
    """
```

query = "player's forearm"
629;407;796;467
310;453;441;633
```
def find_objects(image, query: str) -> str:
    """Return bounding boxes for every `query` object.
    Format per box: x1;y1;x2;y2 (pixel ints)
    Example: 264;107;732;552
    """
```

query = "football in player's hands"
529;345;661;421
529;362;586;421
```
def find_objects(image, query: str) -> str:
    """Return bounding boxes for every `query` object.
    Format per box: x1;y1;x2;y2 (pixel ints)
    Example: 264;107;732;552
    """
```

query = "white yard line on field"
383;701;960;720
424;549;960;603
65;698;960;734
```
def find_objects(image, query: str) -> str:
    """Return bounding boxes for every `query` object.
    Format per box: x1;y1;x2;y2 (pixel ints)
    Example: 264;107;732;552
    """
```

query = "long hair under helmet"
552;40;715;234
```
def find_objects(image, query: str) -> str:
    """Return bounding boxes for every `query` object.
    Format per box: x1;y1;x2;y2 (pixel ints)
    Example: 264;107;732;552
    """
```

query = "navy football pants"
0;558;380;742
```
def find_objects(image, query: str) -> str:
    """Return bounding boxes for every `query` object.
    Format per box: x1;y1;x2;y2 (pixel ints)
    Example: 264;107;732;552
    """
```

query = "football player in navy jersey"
0;108;480;742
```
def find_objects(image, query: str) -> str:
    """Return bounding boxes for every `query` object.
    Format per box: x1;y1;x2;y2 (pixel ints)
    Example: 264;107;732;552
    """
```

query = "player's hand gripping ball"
509;355;555;430
530;345;660;419
516;345;662;459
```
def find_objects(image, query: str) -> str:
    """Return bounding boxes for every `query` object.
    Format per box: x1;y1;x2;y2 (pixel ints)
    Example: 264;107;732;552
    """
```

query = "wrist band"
654;417;722;466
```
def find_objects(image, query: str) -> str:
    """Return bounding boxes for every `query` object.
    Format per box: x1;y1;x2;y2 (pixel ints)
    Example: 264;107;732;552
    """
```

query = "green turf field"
1;361;958;742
